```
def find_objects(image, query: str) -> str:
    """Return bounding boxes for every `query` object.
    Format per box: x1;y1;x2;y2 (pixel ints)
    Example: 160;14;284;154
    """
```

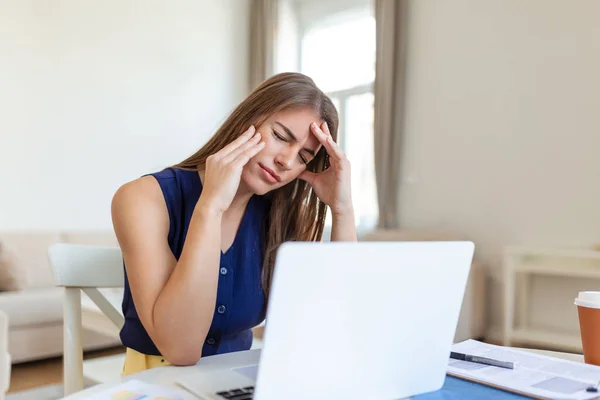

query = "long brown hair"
173;72;338;300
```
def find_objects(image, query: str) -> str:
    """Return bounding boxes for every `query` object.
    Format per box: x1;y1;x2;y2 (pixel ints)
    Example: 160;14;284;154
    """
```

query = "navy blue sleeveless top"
119;167;268;357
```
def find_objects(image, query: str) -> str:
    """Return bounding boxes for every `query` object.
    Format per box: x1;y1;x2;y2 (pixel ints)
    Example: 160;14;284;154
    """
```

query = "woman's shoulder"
113;168;203;225
111;173;176;261
126;167;198;192
111;174;165;217
110;176;169;248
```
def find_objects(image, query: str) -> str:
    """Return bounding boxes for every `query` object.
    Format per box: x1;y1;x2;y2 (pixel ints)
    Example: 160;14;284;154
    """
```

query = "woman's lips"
259;163;281;183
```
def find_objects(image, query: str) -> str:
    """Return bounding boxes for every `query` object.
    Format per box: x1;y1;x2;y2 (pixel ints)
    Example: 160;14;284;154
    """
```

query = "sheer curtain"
373;0;409;229
249;0;279;91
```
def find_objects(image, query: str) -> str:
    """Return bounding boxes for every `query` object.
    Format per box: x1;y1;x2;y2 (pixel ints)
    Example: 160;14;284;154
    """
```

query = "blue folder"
414;376;531;399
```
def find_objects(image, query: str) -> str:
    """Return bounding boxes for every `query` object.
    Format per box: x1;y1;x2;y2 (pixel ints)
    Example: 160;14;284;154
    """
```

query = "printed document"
86;379;197;400
448;340;600;400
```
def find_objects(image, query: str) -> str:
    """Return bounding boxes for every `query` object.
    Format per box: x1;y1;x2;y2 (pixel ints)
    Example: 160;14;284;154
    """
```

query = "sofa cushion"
0;242;27;291
0;309;7;354
0;287;63;327
9;322;121;364
0;233;61;289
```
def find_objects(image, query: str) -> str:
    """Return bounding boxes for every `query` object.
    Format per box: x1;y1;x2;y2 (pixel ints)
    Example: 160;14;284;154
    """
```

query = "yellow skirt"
121;347;172;376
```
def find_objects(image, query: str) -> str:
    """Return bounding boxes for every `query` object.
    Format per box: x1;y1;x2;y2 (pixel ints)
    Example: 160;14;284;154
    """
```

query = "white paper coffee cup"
575;291;600;365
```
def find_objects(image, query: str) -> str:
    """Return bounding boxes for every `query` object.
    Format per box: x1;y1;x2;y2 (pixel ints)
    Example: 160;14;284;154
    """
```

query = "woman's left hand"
299;122;354;217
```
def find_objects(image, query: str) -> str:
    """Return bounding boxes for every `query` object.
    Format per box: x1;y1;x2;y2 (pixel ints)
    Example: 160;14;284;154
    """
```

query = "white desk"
61;347;584;400
62;349;261;399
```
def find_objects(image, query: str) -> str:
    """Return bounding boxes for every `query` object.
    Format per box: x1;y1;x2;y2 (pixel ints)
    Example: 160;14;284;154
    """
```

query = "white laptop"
177;241;474;400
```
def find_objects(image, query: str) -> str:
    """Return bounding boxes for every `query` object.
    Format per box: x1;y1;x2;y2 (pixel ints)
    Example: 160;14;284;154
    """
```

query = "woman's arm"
330;209;357;242
299;122;357;242
111;177;222;365
112;126;264;365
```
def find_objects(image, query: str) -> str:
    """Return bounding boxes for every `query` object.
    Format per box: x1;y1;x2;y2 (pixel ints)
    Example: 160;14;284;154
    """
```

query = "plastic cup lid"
575;291;600;309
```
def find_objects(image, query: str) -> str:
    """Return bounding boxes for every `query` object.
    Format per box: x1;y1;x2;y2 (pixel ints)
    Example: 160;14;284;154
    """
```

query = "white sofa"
0;232;122;364
0;310;9;400
359;229;486;342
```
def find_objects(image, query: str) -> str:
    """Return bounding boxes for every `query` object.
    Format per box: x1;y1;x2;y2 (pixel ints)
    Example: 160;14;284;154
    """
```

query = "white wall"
400;0;600;332
0;0;249;231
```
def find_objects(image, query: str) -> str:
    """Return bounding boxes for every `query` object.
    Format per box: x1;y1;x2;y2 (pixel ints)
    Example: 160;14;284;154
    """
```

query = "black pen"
450;351;514;369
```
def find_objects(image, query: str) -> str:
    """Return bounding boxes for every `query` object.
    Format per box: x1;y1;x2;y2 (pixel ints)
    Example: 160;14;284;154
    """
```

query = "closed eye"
272;130;286;142
273;129;309;165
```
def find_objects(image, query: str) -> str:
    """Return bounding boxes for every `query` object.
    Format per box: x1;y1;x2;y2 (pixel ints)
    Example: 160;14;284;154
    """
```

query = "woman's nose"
275;153;294;171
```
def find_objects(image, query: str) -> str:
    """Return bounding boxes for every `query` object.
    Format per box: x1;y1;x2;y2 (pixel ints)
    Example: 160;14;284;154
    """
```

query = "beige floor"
8;346;126;393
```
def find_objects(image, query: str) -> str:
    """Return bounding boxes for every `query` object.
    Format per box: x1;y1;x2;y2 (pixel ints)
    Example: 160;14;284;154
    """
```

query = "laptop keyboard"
216;386;254;399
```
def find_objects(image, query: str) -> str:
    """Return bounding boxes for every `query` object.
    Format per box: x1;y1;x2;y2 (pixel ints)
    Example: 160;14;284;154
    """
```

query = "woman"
111;72;356;375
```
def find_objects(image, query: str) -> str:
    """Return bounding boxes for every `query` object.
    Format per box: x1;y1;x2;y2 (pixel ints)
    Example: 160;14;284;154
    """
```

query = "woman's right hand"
198;125;265;214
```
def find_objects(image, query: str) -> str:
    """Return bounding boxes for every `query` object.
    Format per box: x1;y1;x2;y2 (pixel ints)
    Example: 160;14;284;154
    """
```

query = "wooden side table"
502;246;600;352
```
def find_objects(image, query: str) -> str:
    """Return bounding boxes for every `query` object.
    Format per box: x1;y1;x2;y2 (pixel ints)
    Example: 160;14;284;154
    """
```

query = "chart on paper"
111;390;178;400
87;380;197;400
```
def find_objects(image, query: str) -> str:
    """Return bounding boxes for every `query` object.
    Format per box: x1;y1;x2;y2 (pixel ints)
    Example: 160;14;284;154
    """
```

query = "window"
301;16;375;93
298;5;378;231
